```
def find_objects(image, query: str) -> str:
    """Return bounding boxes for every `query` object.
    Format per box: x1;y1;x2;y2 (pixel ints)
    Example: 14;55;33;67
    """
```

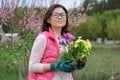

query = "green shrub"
106;16;120;40
70;16;102;40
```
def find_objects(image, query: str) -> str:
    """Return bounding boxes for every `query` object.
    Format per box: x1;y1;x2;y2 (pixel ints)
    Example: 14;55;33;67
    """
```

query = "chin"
58;25;65;27
57;24;65;27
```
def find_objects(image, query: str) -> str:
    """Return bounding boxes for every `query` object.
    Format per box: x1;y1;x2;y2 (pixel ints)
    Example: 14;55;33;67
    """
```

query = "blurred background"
0;0;120;80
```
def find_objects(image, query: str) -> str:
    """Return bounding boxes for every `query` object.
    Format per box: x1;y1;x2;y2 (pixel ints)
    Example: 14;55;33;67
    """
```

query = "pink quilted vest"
28;27;75;80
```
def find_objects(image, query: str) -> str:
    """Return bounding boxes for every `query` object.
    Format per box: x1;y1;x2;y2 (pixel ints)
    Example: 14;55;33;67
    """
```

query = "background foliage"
0;0;120;80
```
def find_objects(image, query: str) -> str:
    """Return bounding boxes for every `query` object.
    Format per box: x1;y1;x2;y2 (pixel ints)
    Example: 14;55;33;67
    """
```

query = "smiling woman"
28;4;86;80
47;7;67;29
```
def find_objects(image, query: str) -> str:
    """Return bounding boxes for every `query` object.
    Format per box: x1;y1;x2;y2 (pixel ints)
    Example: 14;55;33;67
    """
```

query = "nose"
58;15;62;18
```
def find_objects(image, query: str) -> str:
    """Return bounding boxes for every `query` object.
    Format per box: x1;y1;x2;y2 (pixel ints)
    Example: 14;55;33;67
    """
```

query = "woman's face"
47;7;67;28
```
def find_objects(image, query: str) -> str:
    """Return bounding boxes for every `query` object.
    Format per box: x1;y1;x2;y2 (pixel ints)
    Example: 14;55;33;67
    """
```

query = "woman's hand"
50;60;72;73
68;57;87;70
77;57;87;70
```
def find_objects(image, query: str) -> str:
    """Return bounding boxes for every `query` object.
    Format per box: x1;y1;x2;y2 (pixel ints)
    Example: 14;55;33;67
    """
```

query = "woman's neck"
52;27;62;37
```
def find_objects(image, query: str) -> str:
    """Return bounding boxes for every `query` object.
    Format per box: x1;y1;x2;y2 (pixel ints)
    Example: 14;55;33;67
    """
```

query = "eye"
61;13;66;17
52;12;66;18
52;13;59;17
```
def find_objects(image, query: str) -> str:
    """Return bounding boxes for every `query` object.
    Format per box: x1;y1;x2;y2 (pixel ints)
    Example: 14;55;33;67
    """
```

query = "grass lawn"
0;43;120;80
74;44;120;80
0;68;19;80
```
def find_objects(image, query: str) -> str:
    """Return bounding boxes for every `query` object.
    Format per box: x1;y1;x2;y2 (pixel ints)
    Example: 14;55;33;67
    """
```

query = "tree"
68;1;93;28
0;0;9;26
106;17;120;40
70;16;102;40
108;0;120;10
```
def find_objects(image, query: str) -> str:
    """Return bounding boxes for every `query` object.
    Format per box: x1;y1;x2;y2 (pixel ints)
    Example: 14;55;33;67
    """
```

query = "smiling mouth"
57;20;63;22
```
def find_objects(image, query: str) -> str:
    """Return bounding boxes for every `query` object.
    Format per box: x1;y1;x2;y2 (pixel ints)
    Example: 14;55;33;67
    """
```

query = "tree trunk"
18;60;23;80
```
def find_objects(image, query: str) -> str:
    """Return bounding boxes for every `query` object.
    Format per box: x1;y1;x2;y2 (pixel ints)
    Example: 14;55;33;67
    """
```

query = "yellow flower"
74;43;78;48
75;39;81;43
60;36;92;62
85;39;92;49
75;36;82;43
81;54;85;58
78;36;81;39
81;40;86;44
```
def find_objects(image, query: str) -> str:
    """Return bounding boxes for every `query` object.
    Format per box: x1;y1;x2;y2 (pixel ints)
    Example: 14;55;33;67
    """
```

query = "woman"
28;4;85;80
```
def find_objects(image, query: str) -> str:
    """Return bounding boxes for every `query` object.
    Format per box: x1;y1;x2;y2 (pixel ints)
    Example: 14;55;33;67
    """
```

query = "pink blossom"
10;0;16;13
68;18;73;25
68;8;74;15
50;0;54;6
76;3;84;12
0;0;9;25
86;3;93;11
19;20;23;25
18;7;43;33
78;18;86;23
68;2;93;28
17;0;19;5
1;0;4;8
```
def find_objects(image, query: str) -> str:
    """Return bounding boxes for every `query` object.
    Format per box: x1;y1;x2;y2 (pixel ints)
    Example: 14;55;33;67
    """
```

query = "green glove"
50;60;72;73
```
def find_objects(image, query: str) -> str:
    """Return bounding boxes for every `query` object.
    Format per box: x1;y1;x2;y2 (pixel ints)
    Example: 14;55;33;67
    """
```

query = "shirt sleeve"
28;34;47;73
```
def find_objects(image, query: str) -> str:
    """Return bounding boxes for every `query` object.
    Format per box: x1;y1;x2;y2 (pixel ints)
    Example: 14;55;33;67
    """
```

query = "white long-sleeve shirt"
29;34;73;80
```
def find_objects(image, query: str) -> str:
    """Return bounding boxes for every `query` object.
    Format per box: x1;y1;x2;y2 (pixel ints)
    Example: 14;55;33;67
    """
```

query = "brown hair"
41;4;69;34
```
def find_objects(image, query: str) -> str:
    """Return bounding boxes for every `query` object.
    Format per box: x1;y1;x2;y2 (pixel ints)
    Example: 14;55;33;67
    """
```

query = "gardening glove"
77;57;87;70
50;60;72;73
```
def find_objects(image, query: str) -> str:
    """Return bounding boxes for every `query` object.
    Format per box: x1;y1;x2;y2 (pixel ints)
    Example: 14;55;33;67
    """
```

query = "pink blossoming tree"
68;2;93;27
